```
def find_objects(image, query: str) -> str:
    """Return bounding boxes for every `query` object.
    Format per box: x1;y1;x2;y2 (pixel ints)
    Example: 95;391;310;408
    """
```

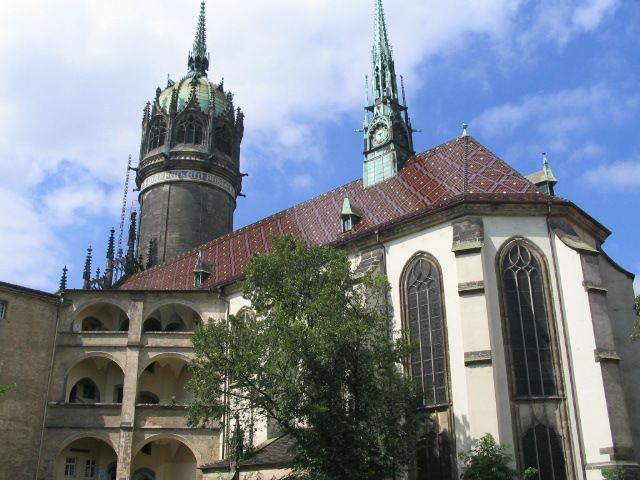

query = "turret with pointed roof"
136;1;245;265
362;0;415;187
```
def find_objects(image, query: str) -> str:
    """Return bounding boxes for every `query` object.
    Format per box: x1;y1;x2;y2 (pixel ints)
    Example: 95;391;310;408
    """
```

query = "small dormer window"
340;196;362;234
342;216;354;233
193;250;213;287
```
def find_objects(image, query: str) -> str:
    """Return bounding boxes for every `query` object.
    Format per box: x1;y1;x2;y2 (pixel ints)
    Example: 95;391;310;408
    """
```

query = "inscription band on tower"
140;170;236;197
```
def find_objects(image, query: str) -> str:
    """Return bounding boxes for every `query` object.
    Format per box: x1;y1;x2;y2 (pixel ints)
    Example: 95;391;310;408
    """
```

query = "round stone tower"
136;1;244;265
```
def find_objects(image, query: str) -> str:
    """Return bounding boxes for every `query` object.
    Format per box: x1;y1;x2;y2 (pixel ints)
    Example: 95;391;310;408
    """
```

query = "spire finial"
188;1;209;74
461;123;469;138
83;247;93;290
542;152;557;182
59;266;68;293
374;0;391;57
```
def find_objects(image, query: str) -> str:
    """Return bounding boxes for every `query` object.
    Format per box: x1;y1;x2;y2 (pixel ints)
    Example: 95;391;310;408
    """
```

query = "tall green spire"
362;0;414;188
188;1;209;75
372;0;397;101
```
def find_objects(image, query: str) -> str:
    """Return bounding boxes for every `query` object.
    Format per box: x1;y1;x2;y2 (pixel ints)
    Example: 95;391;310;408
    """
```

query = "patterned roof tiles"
119;136;546;291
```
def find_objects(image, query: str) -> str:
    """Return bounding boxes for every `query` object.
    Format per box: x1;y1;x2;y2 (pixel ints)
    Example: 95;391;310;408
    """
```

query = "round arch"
54;435;118;480
55;432;118;458
131;434;202;480
72;301;130;332
142;302;203;332
63;354;125;404
132;433;201;463
64;352;126;377
138;352;192;376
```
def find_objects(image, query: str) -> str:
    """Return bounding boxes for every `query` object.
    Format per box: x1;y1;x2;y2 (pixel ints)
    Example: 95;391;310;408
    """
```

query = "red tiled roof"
119;136;547;291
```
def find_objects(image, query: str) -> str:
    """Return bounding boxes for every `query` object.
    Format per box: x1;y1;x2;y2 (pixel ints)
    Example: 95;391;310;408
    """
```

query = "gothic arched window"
176;116;204;145
522;424;567;480
500;242;556;397
147;119;167;151
403;255;453;480
406;257;448;406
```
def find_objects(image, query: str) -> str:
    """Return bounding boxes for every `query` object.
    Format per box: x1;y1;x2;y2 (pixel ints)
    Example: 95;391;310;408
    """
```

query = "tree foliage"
0;383;16;395
459;434;537;480
188;235;419;479
631;295;640;342
602;467;640;480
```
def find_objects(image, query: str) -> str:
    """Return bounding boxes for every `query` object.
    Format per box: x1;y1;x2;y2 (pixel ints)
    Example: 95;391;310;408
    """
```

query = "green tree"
603;467;640;480
459;434;537;480
631;295;640;341
188;235;419;480
0;383;16;395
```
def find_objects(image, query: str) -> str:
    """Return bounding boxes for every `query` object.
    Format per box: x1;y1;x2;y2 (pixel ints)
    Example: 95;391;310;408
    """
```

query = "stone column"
117;296;144;480
451;217;500;440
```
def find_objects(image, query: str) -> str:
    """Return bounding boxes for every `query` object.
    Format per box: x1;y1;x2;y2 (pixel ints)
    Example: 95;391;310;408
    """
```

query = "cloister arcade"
65;357;125;404
74;302;130;332
55;437;117;480
137;356;193;405
131;437;199;480
142;304;201;333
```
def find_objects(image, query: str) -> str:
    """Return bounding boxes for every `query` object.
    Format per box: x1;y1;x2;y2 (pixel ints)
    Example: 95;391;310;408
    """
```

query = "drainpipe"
546;202;587;479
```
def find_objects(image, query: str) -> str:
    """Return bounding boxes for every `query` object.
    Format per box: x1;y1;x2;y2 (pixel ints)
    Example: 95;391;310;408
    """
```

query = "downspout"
35;294;64;479
216;287;231;461
546;202;587;478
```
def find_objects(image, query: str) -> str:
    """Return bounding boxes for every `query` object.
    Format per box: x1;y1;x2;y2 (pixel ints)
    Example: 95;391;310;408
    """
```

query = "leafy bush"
459;433;537;480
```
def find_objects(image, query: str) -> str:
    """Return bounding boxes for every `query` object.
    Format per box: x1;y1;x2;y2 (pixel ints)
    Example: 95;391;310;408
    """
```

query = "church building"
0;1;638;479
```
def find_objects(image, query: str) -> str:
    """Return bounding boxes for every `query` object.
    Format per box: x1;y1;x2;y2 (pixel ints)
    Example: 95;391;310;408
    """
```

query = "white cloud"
473;85;636;151
581;160;640;190
0;0;624;290
572;0;619;31
290;175;313;191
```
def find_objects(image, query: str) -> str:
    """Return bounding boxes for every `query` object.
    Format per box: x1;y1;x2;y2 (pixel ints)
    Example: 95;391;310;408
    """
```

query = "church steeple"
363;0;414;188
372;0;397;102
188;1;209;74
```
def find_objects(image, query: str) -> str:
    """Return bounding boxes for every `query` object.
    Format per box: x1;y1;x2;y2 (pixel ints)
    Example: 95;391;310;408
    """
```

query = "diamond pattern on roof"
119;136;546;291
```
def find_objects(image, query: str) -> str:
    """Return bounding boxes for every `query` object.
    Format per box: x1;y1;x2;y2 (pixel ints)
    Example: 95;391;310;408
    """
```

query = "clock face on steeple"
371;125;389;147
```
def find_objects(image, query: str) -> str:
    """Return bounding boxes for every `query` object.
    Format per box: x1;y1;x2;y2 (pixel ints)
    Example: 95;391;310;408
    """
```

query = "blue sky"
0;0;637;293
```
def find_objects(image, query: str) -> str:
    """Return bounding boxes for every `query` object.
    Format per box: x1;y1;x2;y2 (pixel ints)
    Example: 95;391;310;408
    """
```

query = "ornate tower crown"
135;0;245;265
362;0;414;188
188;1;209;74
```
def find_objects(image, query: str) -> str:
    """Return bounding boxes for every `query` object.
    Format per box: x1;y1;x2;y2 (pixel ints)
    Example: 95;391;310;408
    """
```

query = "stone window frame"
0;300;6;319
495;237;572;478
400;252;456;480
400;253;451;408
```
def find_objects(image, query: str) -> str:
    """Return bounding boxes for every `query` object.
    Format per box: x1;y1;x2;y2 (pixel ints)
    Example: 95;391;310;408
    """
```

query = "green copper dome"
157;74;231;115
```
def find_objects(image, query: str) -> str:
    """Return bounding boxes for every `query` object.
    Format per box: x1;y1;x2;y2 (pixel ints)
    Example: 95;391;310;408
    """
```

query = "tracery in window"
406;257;448;406
176;116;204;145
501;242;556;397
147;119;167;151
522;424;566;480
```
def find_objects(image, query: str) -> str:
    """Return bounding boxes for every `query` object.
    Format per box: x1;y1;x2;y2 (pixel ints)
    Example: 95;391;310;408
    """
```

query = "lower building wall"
0;284;59;480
